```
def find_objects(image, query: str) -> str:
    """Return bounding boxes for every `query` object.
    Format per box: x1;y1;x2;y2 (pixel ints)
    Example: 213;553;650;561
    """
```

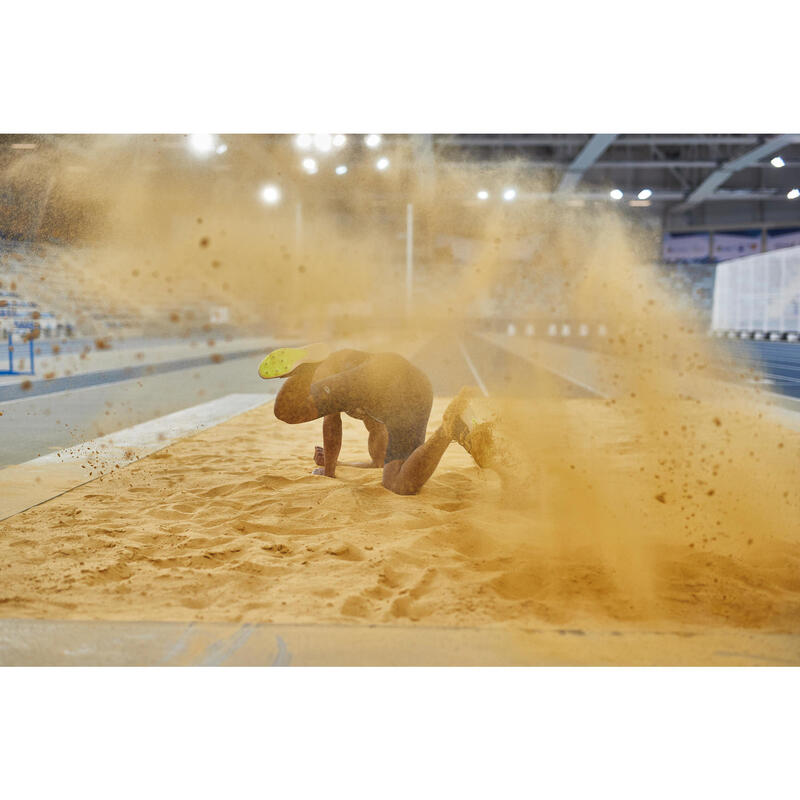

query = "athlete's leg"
364;416;388;466
380;388;477;495
381;426;451;495
314;416;387;469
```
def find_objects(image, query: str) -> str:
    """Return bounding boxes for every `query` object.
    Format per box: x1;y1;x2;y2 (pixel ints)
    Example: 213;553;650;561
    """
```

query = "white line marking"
32;393;273;466
0;393;274;521
475;332;609;399
457;338;489;397
530;361;609;399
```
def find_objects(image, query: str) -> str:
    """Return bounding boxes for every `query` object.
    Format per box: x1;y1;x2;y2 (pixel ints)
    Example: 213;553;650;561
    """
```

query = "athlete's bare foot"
442;387;497;468
442;387;480;440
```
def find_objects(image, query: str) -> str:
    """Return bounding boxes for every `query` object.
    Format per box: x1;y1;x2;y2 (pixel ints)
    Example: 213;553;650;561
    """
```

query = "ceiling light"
295;134;313;150
335;165;348;175
260;184;281;205
216;143;227;155
365;134;381;149
477;190;489;200
771;156;785;168
609;188;623;200
187;134;216;156
503;188;517;202
313;134;333;153
788;188;800;200
376;157;389;171
637;188;653;200
302;157;318;174
333;134;347;148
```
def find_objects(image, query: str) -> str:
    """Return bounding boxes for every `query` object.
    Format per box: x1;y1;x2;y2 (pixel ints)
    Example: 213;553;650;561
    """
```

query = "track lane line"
473;332;609;399
457;337;489;397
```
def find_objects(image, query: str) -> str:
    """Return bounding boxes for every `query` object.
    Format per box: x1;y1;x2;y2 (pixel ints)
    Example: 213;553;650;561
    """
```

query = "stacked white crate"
712;245;800;335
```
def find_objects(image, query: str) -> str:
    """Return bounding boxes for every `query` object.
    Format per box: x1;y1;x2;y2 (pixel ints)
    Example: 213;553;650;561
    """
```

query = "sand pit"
2;395;799;658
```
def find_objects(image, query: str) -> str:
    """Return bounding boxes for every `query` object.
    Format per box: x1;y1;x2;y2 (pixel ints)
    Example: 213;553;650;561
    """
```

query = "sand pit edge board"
1;618;798;666
0;392;275;521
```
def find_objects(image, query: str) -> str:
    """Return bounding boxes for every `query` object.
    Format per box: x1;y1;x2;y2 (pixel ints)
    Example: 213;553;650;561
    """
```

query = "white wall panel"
711;245;800;333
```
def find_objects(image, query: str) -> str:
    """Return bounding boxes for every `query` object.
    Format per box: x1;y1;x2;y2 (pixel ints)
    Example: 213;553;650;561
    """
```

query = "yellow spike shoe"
257;343;331;379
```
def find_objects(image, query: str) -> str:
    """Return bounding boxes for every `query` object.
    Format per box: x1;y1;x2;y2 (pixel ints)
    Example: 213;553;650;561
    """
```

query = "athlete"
258;345;474;495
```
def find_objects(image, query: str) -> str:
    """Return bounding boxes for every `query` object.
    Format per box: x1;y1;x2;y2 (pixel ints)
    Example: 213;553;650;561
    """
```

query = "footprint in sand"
387;568;438;621
432;501;466;513
324;540;364;561
340;594;372;618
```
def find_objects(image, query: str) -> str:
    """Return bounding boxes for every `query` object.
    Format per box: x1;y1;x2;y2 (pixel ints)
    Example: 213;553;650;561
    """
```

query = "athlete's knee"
382;462;418;495
382;474;418;495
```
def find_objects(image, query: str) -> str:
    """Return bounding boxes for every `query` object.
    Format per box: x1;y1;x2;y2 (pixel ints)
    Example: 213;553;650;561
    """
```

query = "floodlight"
788;188;800;200
333;134;347;148
376;157;389;171
314;134;333;153
503;188;516;201
302;157;318;174
638;188;653;200
477;190;489;200
295;134;313;150
188;134;216;156
335;165;348;175
365;134;381;149
771;156;785;168
216;143;228;155
609;188;623;200
260;184;281;205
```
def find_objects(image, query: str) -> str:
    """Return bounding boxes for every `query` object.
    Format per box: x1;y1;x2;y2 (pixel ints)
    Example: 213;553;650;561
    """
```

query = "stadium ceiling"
2;134;798;234
433;134;800;232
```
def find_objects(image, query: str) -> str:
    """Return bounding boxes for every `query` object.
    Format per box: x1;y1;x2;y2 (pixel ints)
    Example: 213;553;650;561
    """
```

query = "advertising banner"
662;232;711;262
766;228;800;251
712;230;762;261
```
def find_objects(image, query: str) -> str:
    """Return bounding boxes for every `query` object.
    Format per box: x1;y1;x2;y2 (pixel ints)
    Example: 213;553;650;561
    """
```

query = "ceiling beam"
437;135;763;148
555;134;617;193
435;136;589;147
672;134;800;211
435;158;800;170
593;160;718;169
617;136;760;146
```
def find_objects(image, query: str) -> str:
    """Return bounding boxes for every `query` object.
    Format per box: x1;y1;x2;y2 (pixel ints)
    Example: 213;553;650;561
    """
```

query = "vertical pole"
28;175;56;242
29;335;35;375
295;202;303;256
406;202;414;314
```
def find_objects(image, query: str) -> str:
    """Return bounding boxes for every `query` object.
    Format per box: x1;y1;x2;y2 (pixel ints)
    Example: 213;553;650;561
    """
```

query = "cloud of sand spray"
7;137;800;631
4;135;429;338
443;202;800;630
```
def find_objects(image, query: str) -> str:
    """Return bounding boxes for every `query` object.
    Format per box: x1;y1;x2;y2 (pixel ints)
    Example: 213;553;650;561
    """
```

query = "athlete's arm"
322;413;342;477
